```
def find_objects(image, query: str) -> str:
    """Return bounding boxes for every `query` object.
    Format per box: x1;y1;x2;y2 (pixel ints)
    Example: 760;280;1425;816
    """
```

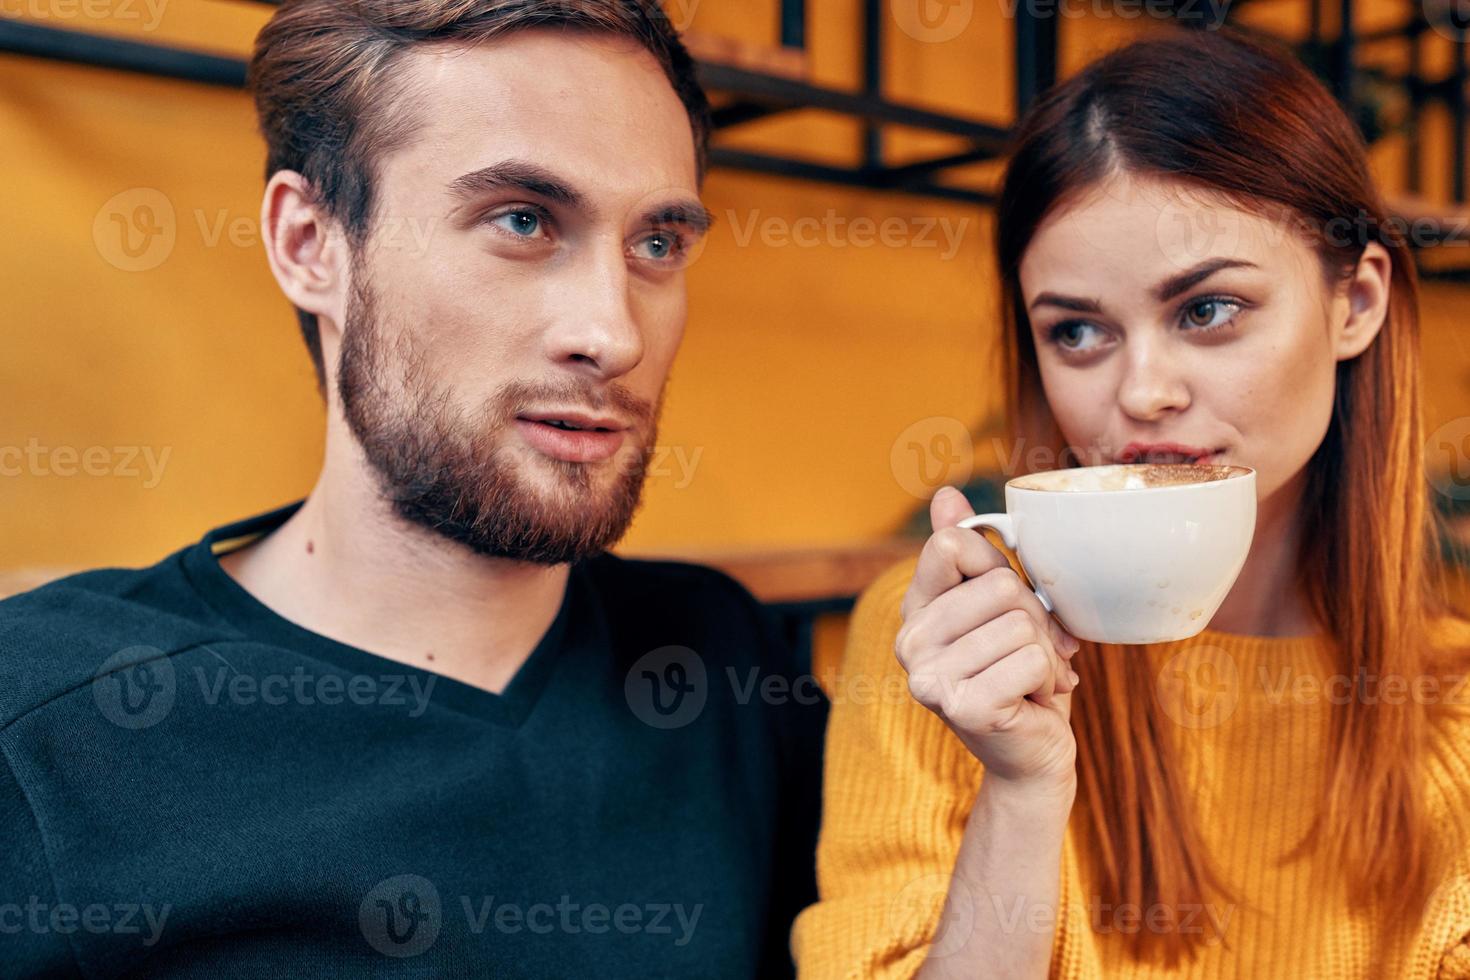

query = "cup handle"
955;513;1055;614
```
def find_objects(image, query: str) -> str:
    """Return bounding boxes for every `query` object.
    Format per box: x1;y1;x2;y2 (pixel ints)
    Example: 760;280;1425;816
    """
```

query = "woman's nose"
1116;342;1191;421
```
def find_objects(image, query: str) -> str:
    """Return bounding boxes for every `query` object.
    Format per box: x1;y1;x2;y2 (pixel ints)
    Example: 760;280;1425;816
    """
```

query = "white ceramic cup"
956;463;1257;644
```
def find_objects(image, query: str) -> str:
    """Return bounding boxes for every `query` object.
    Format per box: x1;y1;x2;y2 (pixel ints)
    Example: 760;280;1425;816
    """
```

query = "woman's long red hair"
994;28;1465;967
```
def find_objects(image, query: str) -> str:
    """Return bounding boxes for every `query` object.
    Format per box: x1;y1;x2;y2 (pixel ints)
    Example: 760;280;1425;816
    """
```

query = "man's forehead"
384;31;699;196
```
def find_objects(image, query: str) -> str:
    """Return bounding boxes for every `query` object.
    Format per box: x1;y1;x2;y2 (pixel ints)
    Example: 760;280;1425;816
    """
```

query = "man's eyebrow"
1027;257;1259;315
1153;257;1258;302
643;201;714;235
446;161;585;209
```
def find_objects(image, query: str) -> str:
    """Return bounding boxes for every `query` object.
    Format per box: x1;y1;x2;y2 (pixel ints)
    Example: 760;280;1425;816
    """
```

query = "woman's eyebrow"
1027;257;1260;314
1153;257;1258;301
1029;292;1102;314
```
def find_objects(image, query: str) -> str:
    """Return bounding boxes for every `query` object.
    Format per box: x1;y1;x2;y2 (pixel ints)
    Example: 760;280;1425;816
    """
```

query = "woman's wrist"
978;769;1078;817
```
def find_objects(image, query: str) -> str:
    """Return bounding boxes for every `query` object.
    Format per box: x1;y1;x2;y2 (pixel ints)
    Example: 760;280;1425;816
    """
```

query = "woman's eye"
1049;321;1106;352
1181;298;1241;330
631;231;686;264
489;210;546;239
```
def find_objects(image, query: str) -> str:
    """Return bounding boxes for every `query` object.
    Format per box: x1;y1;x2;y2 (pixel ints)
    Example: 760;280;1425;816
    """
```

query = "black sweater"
0;502;826;978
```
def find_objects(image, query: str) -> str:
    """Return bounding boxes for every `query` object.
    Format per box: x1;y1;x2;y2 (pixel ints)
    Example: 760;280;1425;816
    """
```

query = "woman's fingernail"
1069;669;1081;686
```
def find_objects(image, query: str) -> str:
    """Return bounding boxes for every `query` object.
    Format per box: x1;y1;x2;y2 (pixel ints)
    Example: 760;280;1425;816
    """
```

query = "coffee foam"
1011;463;1248;493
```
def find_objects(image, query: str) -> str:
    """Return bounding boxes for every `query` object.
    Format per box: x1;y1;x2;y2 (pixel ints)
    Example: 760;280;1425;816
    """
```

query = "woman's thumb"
929;486;975;533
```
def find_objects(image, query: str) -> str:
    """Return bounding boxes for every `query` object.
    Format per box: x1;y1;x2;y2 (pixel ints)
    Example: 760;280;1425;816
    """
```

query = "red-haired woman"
794;28;1470;979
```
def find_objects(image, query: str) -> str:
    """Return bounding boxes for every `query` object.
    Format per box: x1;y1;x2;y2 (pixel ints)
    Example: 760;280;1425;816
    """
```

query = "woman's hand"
896;486;1082;787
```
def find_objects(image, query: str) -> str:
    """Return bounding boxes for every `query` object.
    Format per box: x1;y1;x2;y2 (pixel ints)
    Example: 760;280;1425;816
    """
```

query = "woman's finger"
912;566;1076;656
900;523;1010;621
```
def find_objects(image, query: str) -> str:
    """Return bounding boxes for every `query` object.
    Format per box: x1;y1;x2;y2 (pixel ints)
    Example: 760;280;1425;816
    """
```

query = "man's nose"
543;249;644;379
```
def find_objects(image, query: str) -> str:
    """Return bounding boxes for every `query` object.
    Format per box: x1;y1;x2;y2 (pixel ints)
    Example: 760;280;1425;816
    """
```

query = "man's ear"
1333;240;1392;361
260;171;346;347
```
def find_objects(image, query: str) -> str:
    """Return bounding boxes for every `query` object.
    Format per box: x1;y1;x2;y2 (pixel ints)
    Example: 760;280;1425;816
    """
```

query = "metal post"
1455;29;1467;202
1332;0;1355;106
1015;2;1057;116
779;0;805;50
1407;16;1423;195
863;0;882;170
0;18;245;87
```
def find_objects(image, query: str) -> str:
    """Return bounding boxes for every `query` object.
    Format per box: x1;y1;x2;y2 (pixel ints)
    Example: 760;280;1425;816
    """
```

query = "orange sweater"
793;557;1470;979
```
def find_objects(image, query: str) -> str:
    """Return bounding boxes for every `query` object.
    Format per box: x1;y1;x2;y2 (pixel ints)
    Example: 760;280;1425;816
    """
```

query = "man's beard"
336;275;658;565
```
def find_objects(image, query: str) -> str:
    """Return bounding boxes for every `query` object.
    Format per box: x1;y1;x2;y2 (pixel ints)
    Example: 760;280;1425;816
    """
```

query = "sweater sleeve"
1429;615;1470;979
1434;868;1470;980
1443;943;1470;980
0;739;79;976
791;557;986;980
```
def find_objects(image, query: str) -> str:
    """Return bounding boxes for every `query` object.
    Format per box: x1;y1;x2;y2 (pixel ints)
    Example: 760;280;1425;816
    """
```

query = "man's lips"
515;410;627;432
1117;442;1223;464
513;417;628;463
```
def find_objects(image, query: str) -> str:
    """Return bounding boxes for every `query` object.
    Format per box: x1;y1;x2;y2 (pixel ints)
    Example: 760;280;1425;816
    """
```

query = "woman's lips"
1117;442;1222;464
513;418;627;463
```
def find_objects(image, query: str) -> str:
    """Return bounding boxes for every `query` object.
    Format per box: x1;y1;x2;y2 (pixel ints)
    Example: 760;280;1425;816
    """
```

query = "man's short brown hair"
247;0;712;394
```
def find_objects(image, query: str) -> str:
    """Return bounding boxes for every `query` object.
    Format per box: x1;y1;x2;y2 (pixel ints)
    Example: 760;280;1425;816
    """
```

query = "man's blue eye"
493;211;542;237
635;232;684;262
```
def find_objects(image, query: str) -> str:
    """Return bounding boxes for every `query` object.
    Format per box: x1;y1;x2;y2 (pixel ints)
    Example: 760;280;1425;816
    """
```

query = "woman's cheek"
1049;382;1114;460
1228;346;1335;500
1066;412;1107;458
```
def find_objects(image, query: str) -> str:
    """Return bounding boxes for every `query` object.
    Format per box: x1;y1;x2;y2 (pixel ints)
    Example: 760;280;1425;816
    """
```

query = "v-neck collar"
178;500;586;728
